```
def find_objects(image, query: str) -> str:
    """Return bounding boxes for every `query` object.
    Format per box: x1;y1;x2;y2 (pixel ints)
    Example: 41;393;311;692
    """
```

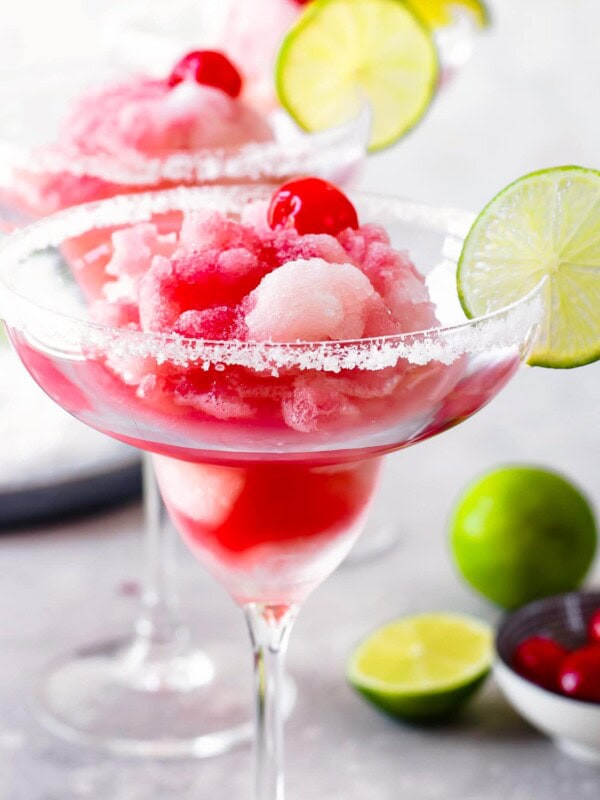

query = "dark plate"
0;458;142;529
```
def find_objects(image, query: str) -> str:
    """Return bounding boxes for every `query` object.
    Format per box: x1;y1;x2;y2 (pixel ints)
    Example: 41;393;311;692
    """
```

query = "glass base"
35;633;260;758
344;518;399;566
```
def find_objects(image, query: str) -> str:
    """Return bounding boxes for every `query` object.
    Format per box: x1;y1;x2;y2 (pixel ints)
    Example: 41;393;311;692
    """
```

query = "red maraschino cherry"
168;50;243;98
588;609;600;644
268;178;359;236
512;636;568;691
559;645;600;703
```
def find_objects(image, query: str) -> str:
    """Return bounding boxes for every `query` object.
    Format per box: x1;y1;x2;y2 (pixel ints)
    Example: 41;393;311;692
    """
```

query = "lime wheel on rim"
276;0;439;152
458;166;600;368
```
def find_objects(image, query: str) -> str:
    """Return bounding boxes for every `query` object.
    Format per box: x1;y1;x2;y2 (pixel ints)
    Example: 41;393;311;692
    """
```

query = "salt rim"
0;108;369;187
0;185;545;373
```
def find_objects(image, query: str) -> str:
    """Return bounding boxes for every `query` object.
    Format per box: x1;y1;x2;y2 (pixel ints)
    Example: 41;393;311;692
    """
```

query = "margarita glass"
0;65;368;757
0;185;543;798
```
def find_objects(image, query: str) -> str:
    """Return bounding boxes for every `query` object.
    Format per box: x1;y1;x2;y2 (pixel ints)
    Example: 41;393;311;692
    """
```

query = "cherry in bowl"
495;592;600;764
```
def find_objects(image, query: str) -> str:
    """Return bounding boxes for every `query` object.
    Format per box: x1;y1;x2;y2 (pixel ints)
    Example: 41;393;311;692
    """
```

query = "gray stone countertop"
0;363;598;799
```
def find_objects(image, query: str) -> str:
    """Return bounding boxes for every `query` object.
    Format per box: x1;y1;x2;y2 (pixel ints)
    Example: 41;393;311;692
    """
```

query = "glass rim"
0;62;371;186
0;185;545;371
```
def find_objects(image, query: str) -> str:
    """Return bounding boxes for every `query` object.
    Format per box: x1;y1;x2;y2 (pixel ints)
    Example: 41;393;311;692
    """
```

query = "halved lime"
407;0;490;29
458;166;600;368
275;0;439;152
348;613;493;721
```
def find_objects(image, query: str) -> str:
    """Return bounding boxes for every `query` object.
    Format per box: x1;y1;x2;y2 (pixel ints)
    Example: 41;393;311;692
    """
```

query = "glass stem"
245;604;298;800
135;453;184;646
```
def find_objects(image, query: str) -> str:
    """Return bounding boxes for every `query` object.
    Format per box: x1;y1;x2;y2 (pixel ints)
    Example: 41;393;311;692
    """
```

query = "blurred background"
3;0;600;208
0;1;598;798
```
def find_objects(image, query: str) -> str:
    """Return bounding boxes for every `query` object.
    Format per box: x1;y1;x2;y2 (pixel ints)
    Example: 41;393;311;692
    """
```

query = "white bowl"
494;591;600;764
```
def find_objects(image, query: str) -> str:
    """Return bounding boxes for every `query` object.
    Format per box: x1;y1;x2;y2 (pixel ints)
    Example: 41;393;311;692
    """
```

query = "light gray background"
0;1;599;798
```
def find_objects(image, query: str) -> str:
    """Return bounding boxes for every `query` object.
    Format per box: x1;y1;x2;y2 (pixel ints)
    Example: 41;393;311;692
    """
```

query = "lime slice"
276;0;439;152
407;0;490;29
458;166;600;368
348;613;493;721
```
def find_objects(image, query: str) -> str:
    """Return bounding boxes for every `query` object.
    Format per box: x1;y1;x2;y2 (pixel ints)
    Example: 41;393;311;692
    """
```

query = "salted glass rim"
0;64;371;187
0;185;545;371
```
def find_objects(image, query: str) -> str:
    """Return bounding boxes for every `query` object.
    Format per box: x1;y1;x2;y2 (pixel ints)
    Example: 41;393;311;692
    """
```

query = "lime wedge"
407;0;490;29
276;0;439;152
458;166;600;368
348;613;493;721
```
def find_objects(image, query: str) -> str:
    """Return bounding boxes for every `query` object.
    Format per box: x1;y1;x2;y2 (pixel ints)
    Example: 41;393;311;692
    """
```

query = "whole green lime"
450;466;597;610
